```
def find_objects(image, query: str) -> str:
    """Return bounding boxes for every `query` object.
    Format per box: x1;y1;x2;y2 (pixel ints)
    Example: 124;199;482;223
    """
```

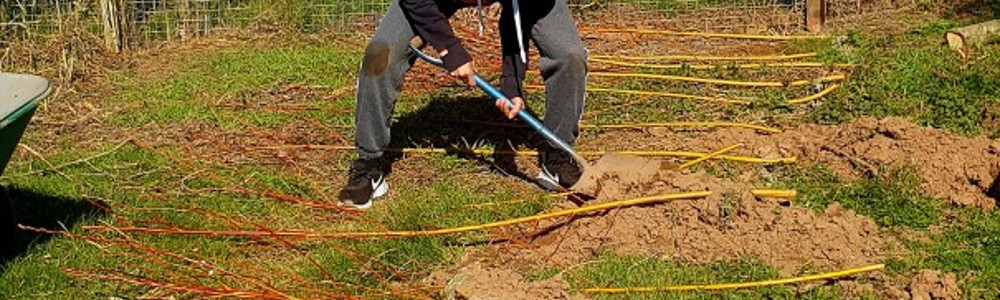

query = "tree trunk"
946;20;1000;58
806;0;826;32
100;0;126;52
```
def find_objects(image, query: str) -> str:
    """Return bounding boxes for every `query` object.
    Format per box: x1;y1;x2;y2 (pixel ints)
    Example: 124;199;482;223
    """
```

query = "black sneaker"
537;148;583;191
337;158;389;210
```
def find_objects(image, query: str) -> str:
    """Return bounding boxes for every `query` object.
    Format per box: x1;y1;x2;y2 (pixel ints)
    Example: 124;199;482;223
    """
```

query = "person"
338;0;588;209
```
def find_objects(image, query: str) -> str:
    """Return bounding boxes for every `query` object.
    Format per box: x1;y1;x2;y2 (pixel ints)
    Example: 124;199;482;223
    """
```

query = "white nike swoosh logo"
371;176;384;189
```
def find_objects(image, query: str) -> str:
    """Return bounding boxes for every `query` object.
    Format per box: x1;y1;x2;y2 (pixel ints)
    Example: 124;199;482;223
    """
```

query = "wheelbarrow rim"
0;73;52;129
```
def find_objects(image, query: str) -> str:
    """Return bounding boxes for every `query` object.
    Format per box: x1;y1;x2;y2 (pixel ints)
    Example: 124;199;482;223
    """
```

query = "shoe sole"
342;181;389;211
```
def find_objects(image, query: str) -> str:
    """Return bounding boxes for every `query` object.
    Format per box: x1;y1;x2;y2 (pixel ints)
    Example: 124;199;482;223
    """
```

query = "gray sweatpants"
354;0;587;159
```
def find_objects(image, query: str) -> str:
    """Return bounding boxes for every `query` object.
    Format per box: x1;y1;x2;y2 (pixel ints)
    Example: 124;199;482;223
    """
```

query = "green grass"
794;21;1000;136
284;170;552;291
767;165;944;229
7;11;1000;299
890;208;1000;299
1;41;557;299
764;164;1000;298
1;145;172;298
0;137;552;299
112;44;358;128
568;254;857;300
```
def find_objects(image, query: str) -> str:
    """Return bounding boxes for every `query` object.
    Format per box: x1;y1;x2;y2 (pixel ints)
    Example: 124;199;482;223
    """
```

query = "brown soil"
588;117;1000;210
436;262;578;300
573;153;663;199
908;270;962;300
434;166;889;299
433;117;1000;299
525;169;887;273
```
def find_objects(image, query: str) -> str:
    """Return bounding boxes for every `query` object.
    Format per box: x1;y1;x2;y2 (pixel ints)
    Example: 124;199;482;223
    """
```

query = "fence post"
1;2;8;25
806;0;826;32
179;0;192;40
100;0;125;52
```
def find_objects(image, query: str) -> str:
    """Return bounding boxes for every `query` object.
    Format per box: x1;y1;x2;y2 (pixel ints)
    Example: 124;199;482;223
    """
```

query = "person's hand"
449;61;477;86
496;96;524;120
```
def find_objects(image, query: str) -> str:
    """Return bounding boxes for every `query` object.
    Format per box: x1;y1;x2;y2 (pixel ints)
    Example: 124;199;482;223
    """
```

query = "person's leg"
341;1;418;209
531;0;587;147
355;1;419;160
528;0;588;189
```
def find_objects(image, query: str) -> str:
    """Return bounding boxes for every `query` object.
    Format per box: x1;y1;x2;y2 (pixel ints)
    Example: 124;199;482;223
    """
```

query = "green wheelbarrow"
0;73;50;174
1;73;51;258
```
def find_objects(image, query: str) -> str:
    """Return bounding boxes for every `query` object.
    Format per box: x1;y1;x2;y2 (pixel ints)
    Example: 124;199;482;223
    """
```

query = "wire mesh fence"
1;0;258;46
302;0;387;32
825;0;918;28
572;0;806;33
1;0;920;48
128;0;254;42
301;0;809;35
1;0;88;40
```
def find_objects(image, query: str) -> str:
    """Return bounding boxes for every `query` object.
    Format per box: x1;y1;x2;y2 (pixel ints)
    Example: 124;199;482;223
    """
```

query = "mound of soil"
628;117;1000;210
908;270;962;300
527;168;886;273
434;164;888;299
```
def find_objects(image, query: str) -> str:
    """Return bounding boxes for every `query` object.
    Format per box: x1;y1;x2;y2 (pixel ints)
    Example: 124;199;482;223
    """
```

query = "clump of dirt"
437;262;576;300
573;153;663;199
908;270;962;300
838;278;912;300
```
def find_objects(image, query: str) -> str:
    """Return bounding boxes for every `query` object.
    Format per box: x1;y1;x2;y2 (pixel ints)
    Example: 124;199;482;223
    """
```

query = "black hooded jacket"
400;0;551;99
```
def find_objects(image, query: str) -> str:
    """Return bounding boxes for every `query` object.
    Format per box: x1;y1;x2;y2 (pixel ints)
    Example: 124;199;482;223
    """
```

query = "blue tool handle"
409;46;586;166
472;76;586;165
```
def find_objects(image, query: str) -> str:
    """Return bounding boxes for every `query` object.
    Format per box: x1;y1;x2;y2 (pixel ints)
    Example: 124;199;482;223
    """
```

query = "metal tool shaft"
409;46;586;166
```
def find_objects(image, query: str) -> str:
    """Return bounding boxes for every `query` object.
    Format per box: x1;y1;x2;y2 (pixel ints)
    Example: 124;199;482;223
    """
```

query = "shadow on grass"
388;94;545;181
0;187;105;271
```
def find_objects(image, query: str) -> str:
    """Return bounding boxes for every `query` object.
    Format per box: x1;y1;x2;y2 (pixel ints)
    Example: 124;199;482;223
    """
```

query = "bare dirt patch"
437;262;577;300
908;270;962;300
